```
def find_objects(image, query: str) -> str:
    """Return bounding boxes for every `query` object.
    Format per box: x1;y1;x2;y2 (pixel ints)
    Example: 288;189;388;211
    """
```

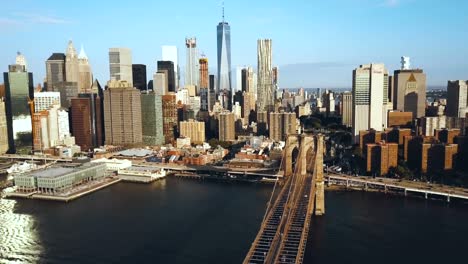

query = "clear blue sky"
1;0;467;88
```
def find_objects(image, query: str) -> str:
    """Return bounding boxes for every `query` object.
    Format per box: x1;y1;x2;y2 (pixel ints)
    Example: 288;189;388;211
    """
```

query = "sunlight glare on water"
0;191;42;264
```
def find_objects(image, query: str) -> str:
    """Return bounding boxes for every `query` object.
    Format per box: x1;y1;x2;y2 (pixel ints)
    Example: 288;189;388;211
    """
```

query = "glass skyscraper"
3;63;34;153
216;13;232;98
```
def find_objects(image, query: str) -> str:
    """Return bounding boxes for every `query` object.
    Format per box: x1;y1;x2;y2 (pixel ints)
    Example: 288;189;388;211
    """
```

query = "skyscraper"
71;93;104;151
162;93;178;144
352;63;390;143
65;40;80;88
45;53;66;92
342;91;353;127
3;59;34;153
141;91;165;145
447;80;468;118
0;100;9;154
219;111;235;141
162;45;179;89
34;92;61;112
132;64;147;91
393;58;426;119
199;57;209;89
269;111;297;142
199;57;210;111
217;7;232;95
153;71;167;95
180;119;205;144
236;66;242;93
257;39;274;112
103;80;142;145
157;61;176;92
78;45;93;93
185;38;199;87
109;48;133;85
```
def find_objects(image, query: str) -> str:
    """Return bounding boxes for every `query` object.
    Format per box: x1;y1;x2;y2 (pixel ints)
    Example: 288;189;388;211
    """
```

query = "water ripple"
0;192;42;264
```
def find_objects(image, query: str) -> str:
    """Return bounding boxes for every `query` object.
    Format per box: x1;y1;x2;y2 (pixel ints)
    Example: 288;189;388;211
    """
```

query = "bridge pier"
425;192;428;199
447;195;450;203
404;189;407;196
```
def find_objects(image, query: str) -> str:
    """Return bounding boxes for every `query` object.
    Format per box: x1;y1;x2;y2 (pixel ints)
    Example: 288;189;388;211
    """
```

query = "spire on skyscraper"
79;44;88;60
66;40;77;58
222;1;225;22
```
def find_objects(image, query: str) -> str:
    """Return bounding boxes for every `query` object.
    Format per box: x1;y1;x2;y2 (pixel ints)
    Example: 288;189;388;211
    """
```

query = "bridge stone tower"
314;134;325;215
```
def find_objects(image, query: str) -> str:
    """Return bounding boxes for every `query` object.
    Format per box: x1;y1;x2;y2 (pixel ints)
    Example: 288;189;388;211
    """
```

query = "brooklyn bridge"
243;133;325;264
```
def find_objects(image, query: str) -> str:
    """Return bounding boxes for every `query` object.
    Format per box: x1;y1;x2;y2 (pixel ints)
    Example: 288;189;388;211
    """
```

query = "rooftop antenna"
222;1;225;22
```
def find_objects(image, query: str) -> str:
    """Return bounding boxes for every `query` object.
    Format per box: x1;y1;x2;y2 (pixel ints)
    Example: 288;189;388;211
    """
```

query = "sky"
1;0;467;89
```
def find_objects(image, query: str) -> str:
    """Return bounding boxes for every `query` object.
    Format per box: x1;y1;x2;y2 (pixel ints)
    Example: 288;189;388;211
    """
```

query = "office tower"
32;111;49;150
188;96;201;119
257;39;274;112
209;75;216;111
342;92;353;127
65;40;80;88
141;92;165;145
217;7;232;95
153;71;167;95
56;82;79;109
393;59;426;118
157;61;176;92
3;61;34;153
45;53;66;92
219;111;235;141
322;90;335;115
71;93;104;151
447;80;468;117
185;37;199;87
180;119;205;144
269;111;297;142
233;101;242;120
103;80;142;145
132;64;147;91
34;92;61;112
236;66;243;93
199;57;209;89
352;63;390;143
162;45;179;89
109;48;133;84
162;94;177;144
200;88;209;111
78;45;93;93
241;68;248;92
32;104;73;151
272;66;279;88
0;100;8;153
199;58;210;112
243;92;255;125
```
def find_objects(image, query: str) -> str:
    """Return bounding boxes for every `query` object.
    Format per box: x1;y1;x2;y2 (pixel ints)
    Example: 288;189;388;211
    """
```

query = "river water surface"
1;177;467;264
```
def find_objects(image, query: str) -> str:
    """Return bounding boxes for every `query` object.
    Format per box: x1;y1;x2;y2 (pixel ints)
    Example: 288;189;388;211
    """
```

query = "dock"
5;177;121;202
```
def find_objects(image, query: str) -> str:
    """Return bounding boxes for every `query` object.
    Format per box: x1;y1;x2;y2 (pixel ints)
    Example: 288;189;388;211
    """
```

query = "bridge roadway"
326;173;468;202
243;134;324;264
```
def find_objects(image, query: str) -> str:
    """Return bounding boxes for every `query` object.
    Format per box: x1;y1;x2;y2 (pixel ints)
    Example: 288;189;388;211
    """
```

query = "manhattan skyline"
1;0;468;88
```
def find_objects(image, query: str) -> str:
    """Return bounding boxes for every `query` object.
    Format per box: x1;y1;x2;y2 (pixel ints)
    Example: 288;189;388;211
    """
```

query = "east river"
1;177;468;264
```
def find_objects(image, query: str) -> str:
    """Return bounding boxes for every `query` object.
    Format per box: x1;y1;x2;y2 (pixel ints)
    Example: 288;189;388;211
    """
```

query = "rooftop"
117;149;154;157
32;167;74;178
